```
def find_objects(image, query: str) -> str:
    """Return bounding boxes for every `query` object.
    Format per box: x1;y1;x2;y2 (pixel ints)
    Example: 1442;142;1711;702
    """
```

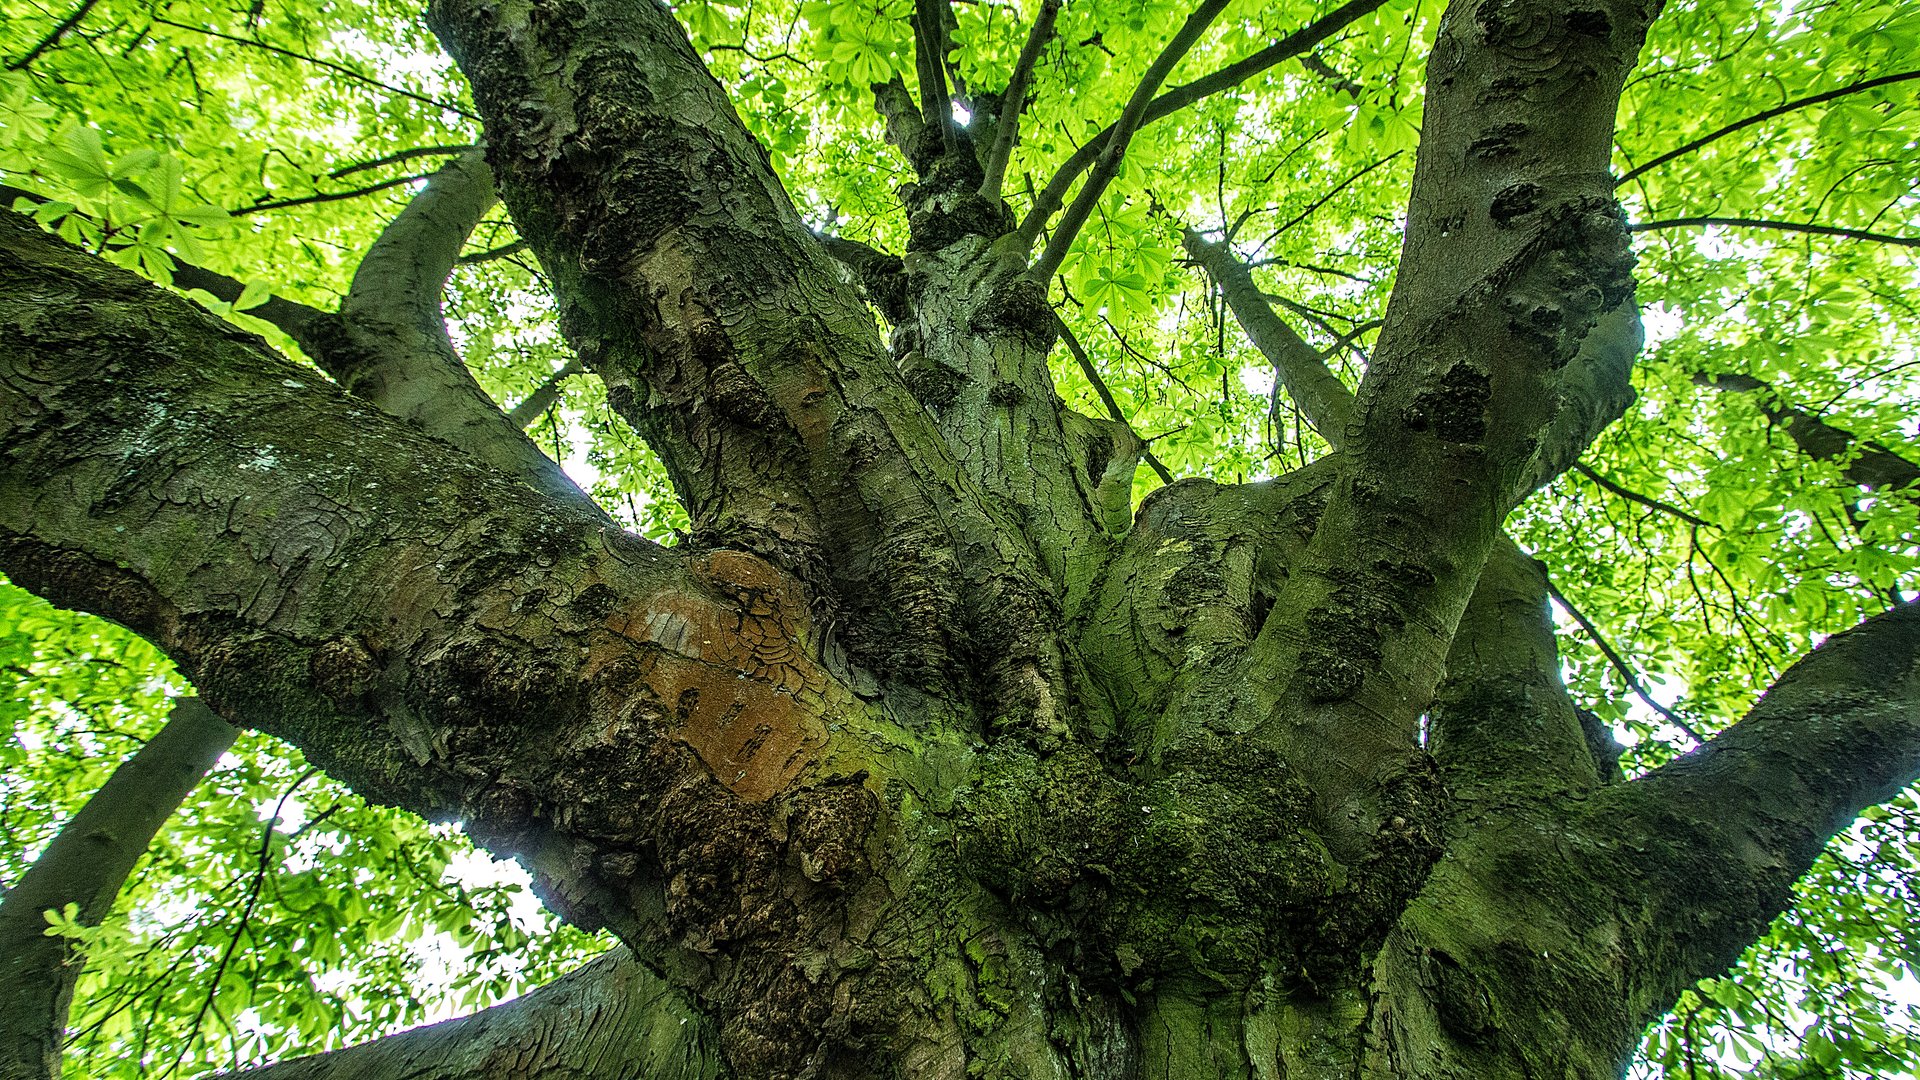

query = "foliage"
0;0;1915;1074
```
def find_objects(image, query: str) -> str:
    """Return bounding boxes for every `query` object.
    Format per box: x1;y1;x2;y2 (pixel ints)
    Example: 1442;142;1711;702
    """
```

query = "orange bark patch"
602;551;833;801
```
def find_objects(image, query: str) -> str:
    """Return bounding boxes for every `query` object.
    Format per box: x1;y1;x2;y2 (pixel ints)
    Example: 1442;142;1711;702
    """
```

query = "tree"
0;0;1917;1075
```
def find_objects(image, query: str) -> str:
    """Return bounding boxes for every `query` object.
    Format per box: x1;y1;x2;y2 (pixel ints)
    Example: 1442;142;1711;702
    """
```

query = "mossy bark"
6;0;1920;1078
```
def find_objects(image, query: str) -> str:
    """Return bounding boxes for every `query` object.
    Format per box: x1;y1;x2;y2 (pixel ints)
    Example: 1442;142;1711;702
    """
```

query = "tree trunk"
4;0;1920;1077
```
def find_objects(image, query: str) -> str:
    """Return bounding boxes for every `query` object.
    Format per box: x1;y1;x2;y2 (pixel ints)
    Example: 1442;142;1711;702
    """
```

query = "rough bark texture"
6;0;1920;1078
0;699;236;1080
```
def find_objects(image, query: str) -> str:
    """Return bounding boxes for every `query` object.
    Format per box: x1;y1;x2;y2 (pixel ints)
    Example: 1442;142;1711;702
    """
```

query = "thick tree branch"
1595;600;1920;1027
213;949;720;1080
1026;0;1234;283
1182;227;1354;446
1014;0;1391;255
1632;215;1920;248
1618;69;1920;184
0;209;757;945
316;150;598;513
1241;0;1658;858
979;0;1061;204
1702;372;1920;492
428;0;1069;711
0;699;235;1080
1428;539;1606;811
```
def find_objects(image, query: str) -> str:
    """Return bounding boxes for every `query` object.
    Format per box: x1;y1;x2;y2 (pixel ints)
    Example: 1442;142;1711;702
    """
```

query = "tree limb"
1596;599;1920;1026
1241;0;1659;860
1701;372;1920;491
428;0;1063;700
1631;215;1920;248
317;150;599;514
0;209;730;942
1428;538;1610;810
1027;0;1234;283
1181;226;1354;446
1014;0;1391;255
0;183;334;351
1618;69;1920;184
979;0;1061;204
211;949;721;1080
0;699;235;1080
1570;460;1710;528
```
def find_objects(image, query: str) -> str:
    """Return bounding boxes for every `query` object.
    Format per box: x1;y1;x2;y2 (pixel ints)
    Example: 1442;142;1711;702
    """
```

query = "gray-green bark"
4;0;1919;1077
0;699;236;1080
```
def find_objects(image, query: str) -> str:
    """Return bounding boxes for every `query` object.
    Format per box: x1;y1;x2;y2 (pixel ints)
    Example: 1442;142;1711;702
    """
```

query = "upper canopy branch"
1013;0;1392;259
1025;0;1234;283
979;0;1061;204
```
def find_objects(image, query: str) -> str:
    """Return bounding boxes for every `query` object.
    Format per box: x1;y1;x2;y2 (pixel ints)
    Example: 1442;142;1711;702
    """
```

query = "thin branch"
980;0;1061;203
1027;0;1235;283
457;238;528;264
162;767;320;1079
507;358;585;430
1054;314;1174;485
6;0;101;70
150;17;478;120
0;699;236;1080
1629;215;1920;248
1619;69;1920;183
231;172;430;216
1257;150;1401;247
328;144;478;180
1015;0;1390;252
1546;580;1706;743
1571;461;1711;528
1182;226;1354;445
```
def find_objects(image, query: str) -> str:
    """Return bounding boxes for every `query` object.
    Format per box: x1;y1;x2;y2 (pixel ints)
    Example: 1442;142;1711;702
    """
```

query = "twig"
329;144;478;180
1571;461;1711;528
150;17;478;120
6;0;101;71
980;0;1061;203
1546;581;1707;743
1630;216;1918;248
230;172;429;215
1054;314;1175;485
1619;69;1920;184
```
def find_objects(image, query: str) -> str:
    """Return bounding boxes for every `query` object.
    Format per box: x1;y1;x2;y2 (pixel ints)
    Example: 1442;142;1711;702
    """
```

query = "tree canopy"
0;0;1916;1076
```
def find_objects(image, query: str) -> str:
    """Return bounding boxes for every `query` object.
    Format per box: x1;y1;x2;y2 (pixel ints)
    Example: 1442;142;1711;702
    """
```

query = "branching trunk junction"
2;0;1917;1077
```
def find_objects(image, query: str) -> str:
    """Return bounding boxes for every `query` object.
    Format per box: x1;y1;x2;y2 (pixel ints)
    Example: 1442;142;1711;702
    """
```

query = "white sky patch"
1640;301;1682;347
